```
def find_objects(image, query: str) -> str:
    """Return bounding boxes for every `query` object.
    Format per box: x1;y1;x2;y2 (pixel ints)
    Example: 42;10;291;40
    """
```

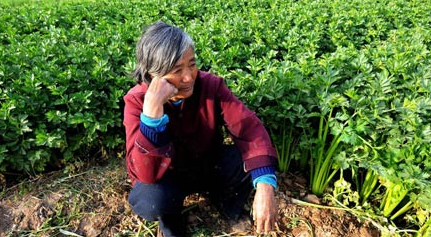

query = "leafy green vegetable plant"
309;93;348;196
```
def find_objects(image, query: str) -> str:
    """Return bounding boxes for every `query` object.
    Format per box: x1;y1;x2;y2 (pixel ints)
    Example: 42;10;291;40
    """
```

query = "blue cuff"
252;174;277;189
140;113;169;132
251;166;275;180
139;121;169;146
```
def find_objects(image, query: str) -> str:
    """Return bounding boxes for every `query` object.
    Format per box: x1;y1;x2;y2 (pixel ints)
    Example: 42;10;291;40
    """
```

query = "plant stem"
360;169;379;205
390;200;414;220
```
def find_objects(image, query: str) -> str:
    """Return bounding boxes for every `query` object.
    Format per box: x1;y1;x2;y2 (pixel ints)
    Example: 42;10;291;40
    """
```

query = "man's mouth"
180;85;192;91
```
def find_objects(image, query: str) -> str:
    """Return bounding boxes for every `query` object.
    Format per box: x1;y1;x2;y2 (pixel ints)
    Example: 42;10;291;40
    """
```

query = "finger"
153;76;166;84
156;78;177;99
172;87;178;95
264;217;272;234
162;78;177;94
169;87;178;100
149;77;168;91
252;201;257;223
158;77;170;85
255;217;264;235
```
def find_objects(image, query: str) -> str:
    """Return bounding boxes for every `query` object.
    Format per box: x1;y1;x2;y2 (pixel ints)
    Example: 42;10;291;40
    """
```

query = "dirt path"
0;159;380;237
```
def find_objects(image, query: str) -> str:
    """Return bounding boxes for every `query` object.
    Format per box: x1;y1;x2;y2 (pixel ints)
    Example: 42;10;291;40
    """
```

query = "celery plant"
274;121;300;173
310;93;348;196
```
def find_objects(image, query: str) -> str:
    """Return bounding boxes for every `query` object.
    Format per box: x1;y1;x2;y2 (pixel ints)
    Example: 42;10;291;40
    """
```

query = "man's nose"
182;68;193;83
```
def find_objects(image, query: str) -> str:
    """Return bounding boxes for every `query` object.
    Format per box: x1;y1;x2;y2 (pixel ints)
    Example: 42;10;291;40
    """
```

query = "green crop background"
1;0;430;235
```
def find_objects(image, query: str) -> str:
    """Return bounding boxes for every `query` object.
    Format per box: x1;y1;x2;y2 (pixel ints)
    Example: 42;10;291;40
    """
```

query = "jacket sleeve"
123;90;174;184
216;79;277;171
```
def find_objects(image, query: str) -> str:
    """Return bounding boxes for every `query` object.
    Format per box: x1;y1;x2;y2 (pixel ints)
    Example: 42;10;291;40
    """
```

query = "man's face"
163;47;198;101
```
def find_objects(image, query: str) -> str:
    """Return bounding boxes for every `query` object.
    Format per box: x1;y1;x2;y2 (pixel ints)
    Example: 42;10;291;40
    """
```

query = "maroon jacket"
123;71;277;185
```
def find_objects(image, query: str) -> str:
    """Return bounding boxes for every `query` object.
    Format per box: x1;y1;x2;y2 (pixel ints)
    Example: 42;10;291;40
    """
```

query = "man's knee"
128;183;160;220
128;181;184;221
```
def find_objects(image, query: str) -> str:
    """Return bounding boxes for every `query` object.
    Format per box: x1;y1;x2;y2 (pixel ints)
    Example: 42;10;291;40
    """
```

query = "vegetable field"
1;0;430;236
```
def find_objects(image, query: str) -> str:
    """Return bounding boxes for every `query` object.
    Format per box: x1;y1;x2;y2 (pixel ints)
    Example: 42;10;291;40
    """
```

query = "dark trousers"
128;145;252;237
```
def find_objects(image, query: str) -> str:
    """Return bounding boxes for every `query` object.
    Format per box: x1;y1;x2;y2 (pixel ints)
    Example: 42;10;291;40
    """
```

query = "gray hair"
133;21;195;84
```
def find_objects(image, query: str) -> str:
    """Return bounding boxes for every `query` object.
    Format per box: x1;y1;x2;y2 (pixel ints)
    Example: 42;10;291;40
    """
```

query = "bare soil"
0;159;380;237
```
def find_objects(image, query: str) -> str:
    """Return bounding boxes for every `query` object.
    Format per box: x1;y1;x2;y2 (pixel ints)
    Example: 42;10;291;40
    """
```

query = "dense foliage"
1;0;430;235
